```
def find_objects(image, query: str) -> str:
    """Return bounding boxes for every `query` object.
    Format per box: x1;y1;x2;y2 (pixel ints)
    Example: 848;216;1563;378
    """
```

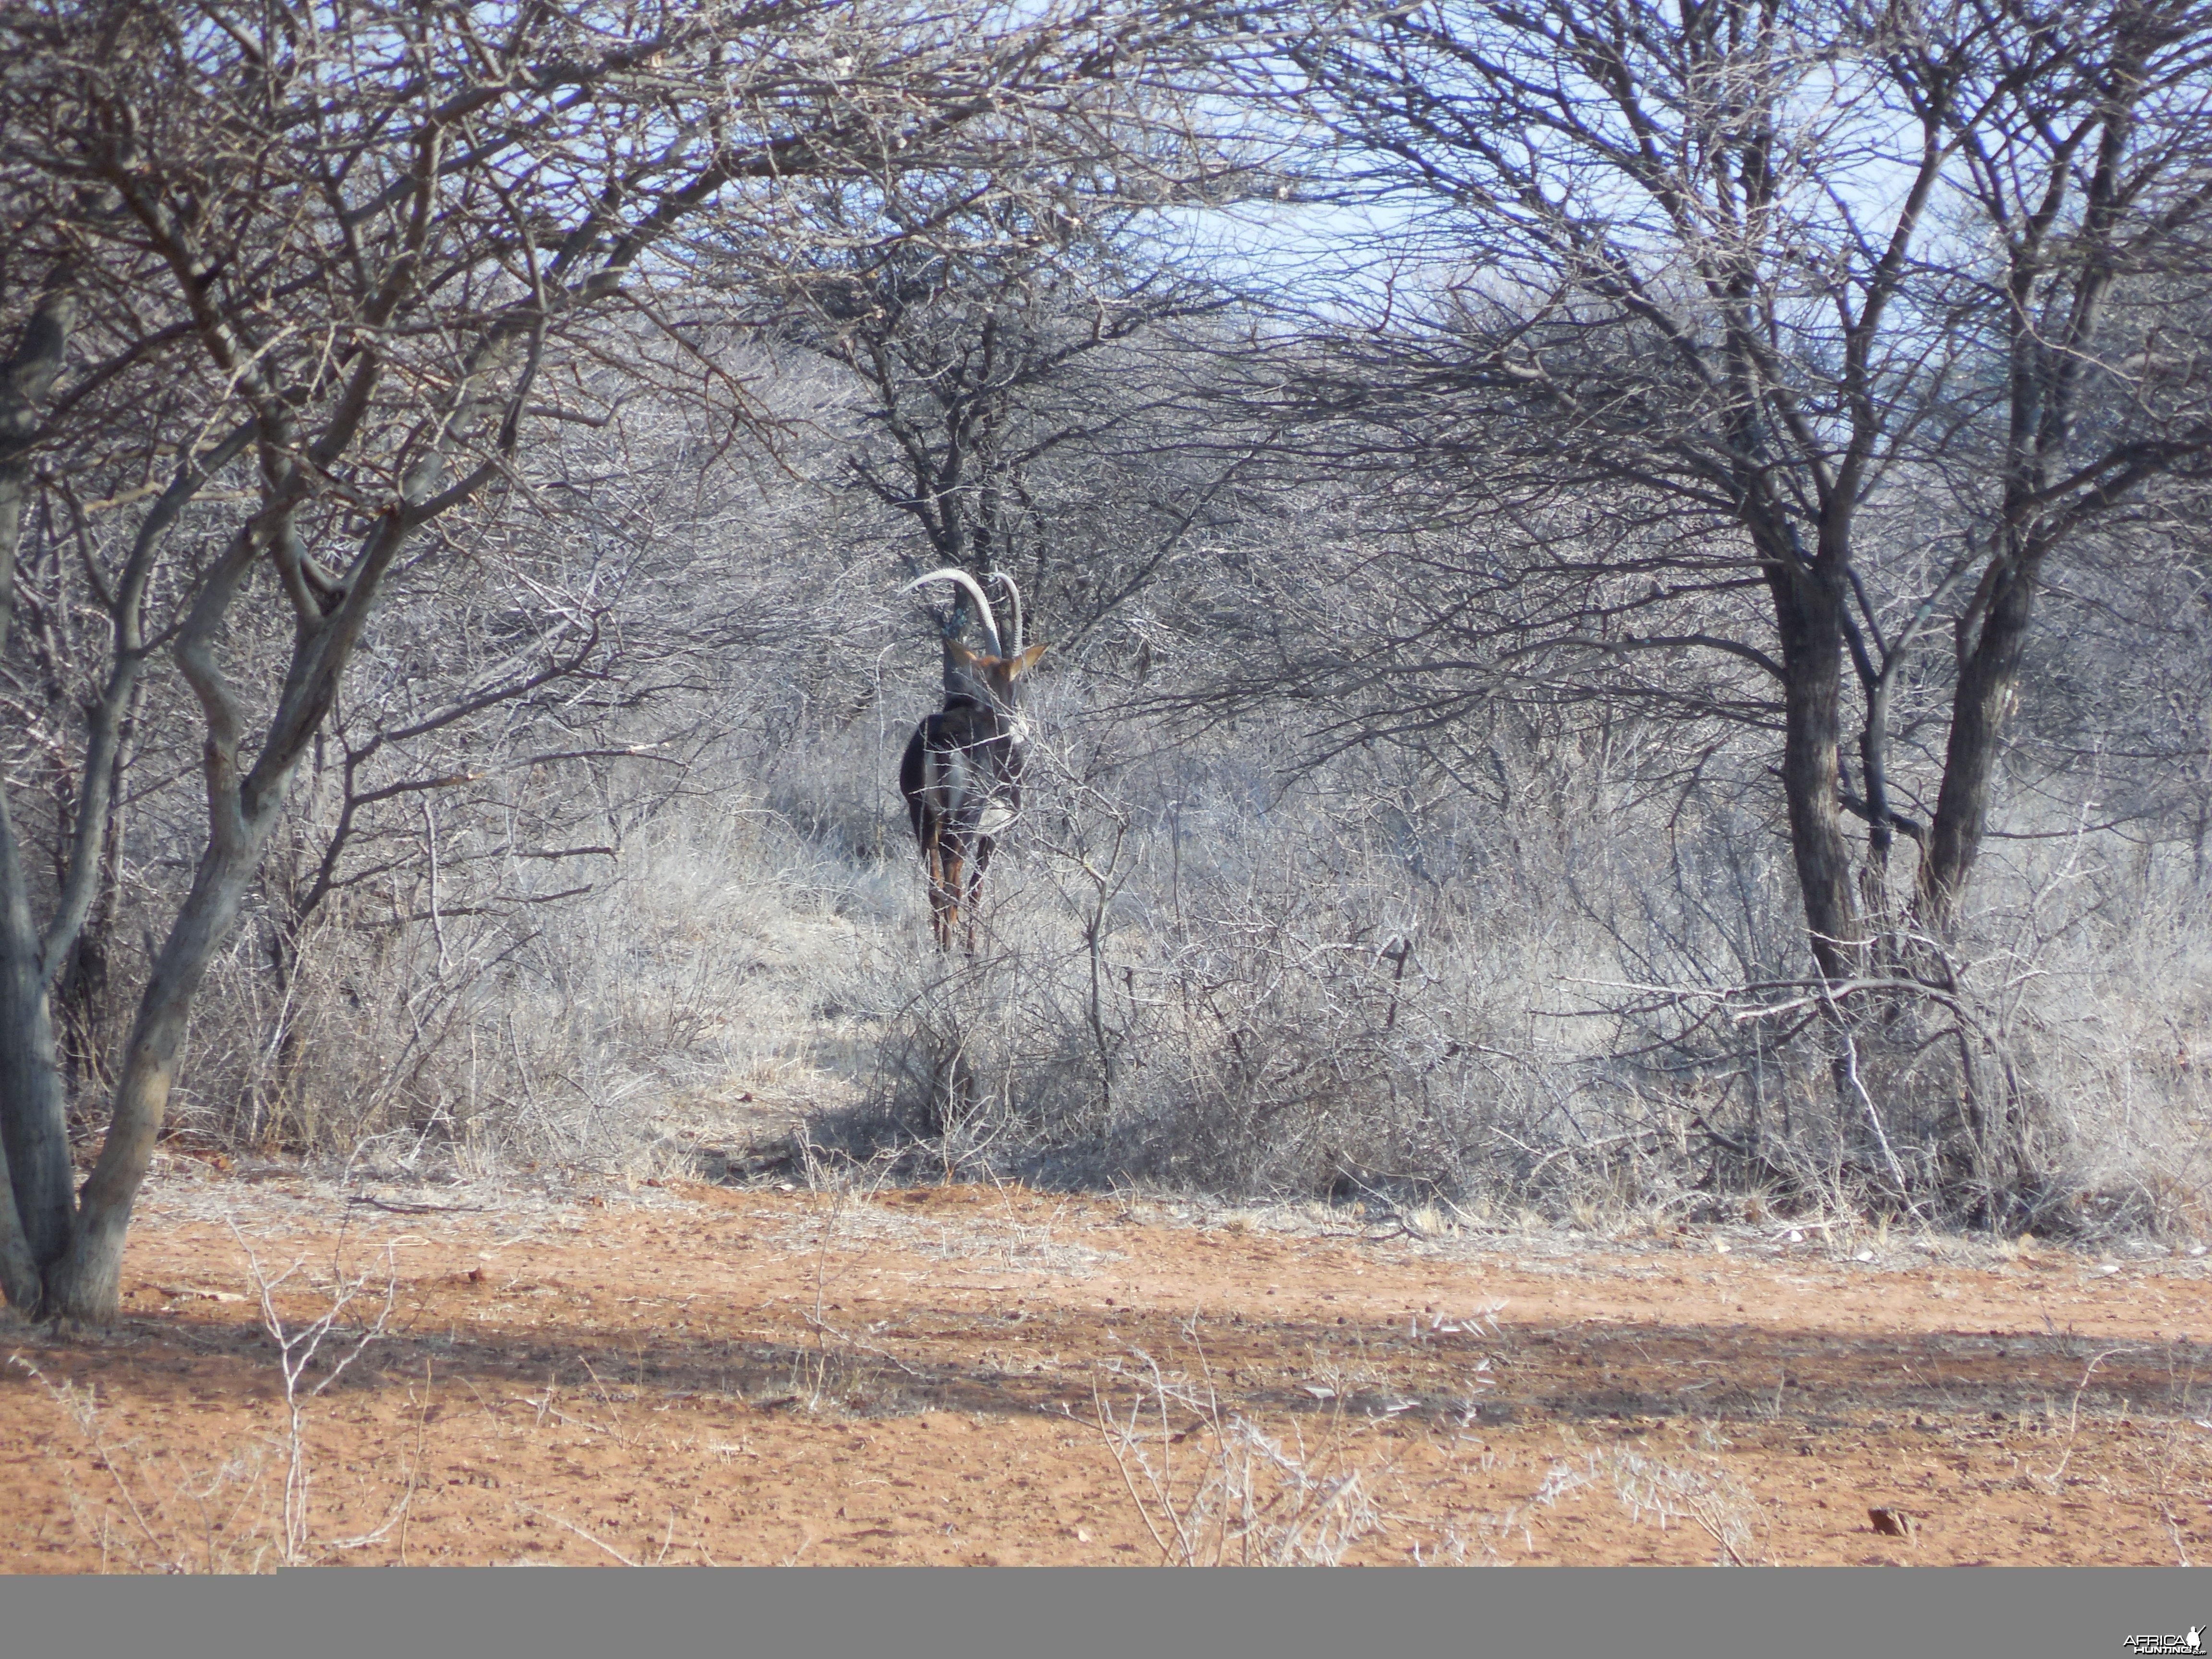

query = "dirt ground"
8;1155;2212;1569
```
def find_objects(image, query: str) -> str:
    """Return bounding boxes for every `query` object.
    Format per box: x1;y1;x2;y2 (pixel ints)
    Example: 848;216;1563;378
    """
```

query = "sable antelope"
900;567;1044;951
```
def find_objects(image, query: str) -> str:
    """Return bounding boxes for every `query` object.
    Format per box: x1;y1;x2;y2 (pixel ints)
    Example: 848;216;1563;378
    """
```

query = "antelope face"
948;639;1046;719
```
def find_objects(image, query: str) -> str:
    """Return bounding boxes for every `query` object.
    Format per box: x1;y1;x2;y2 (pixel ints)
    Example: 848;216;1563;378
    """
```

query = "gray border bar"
2;1566;2195;1659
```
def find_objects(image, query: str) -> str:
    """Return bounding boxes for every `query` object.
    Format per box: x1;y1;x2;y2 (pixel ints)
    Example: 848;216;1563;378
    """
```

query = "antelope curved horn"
987;570;1024;654
905;567;1003;658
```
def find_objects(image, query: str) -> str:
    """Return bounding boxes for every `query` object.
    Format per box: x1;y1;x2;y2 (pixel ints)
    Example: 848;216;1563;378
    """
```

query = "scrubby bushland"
0;0;1253;1316
841;666;2212;1233
23;308;2212;1238
7;2;2212;1305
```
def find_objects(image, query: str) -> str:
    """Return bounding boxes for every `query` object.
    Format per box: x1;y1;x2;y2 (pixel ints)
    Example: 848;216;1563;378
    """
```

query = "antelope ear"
946;639;984;667
1007;643;1046;678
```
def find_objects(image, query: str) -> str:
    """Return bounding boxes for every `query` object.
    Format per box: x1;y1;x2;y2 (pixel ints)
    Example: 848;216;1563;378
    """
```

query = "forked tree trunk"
1768;556;1863;984
1919;551;2045;933
44;823;282;1318
0;817;62;1308
0;812;72;1274
0;274;79;1310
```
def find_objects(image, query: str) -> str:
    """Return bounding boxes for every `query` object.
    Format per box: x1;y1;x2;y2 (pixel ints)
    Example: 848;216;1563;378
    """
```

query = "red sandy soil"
7;1158;2212;1569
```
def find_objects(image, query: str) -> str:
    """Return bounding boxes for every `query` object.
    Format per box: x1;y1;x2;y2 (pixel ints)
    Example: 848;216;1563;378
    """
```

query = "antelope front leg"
925;832;952;951
962;836;994;954
938;842;967;954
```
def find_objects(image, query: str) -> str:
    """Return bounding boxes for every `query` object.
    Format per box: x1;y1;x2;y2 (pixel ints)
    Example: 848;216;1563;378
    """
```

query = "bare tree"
728;141;1247;645
1270;0;2212;975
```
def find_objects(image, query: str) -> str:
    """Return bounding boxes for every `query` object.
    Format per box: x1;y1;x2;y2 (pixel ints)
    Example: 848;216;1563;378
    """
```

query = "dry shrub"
91;586;2204;1239
1091;1325;1388;1566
